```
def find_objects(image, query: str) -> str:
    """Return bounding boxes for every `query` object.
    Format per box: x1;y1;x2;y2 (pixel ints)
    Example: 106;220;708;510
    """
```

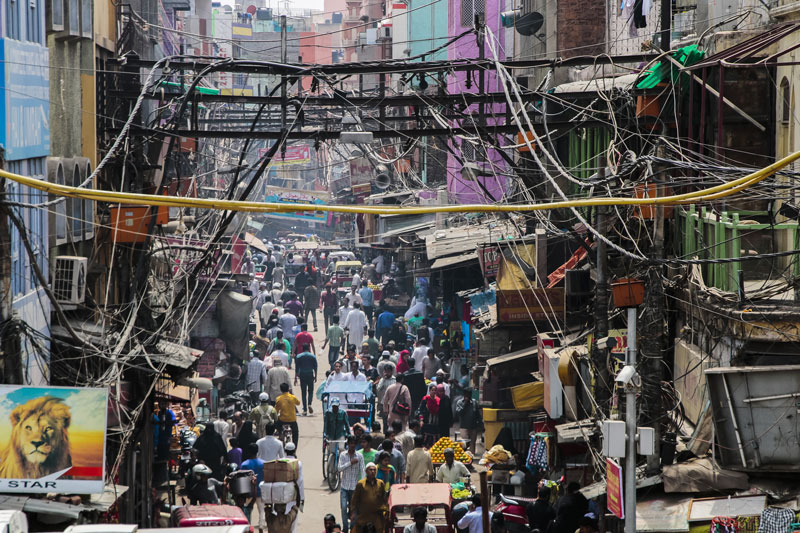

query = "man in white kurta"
343;303;368;348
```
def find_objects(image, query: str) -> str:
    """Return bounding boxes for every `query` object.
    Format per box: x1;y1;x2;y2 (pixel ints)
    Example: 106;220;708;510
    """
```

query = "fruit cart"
430;436;473;467
389;483;454;533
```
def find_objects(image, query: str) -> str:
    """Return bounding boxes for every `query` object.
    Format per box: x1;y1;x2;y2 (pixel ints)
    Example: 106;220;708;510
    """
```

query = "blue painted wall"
0;7;52;384
407;0;449;61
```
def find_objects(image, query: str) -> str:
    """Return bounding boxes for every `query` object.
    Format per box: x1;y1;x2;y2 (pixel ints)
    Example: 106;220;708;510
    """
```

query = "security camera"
615;365;639;386
596;336;617;350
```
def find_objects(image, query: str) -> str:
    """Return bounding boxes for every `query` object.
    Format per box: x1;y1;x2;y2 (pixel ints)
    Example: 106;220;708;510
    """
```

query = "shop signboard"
264;191;327;223
478;244;501;279
0;386;108;493
606;458;624;519
258;145;312;165
496;288;564;323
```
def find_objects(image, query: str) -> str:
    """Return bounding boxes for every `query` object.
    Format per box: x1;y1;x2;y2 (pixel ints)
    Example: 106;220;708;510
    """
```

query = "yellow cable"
2;148;799;215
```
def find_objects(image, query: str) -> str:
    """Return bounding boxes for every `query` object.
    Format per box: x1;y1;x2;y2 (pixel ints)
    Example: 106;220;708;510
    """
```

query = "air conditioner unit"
53;256;87;307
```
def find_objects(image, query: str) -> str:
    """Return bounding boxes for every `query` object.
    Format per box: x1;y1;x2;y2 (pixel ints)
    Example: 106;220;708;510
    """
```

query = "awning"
425;222;517;260
552;73;639;94
381;221;435;238
486;345;537;368
430;252;478;270
152;340;203;369
178;376;213;391
636;494;691;532
244;232;269;254
0;484;128;519
663;457;748;493
580;468;662;499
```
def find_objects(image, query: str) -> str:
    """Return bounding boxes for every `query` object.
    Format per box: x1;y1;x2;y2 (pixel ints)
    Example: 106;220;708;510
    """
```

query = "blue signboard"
264;192;328;223
0;39;50;160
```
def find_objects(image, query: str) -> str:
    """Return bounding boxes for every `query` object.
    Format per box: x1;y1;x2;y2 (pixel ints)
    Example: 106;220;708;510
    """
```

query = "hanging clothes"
632;0;647;28
710;517;738;533
526;435;548;473
757;508;795;533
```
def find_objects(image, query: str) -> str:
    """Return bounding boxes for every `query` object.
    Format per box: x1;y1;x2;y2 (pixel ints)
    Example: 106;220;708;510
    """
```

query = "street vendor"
436;448;470;484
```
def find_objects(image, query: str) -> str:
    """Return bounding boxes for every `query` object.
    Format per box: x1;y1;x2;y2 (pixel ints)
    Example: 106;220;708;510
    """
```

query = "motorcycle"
494;494;530;533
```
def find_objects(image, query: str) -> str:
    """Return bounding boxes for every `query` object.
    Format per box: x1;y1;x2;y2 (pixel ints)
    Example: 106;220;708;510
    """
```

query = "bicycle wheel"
326;451;340;491
322;442;328;481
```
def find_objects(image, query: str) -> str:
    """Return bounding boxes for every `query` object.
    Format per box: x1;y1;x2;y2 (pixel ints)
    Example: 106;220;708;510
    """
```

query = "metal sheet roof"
430;252;478;270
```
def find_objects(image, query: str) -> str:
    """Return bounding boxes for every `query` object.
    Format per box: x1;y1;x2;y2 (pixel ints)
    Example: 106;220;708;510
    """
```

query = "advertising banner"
0;386;108;493
258;145;312;165
606;458;624;519
264;191;327;223
478;244;501;279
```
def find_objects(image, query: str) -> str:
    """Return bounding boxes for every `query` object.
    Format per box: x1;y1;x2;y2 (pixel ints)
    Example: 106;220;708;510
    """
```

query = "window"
461;0;484;28
46;0;64;32
7;0;21;39
79;0;90;37
27;0;42;43
781;77;791;125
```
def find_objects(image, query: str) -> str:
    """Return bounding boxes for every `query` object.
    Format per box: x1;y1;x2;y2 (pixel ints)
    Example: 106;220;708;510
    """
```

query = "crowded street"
6;0;800;530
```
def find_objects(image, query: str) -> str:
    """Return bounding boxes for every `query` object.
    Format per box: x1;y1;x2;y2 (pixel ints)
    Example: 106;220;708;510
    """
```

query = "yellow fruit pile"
429;436;472;464
452;488;472;499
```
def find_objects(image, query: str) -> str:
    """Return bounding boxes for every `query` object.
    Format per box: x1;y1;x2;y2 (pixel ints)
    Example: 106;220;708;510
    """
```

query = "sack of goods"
259;481;297;504
263;458;300;483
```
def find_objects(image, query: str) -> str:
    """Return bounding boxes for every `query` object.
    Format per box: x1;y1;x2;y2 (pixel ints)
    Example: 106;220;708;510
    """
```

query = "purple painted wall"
447;0;508;204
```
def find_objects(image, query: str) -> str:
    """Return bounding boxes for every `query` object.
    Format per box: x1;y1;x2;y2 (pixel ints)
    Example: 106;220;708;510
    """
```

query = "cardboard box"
263;459;300;483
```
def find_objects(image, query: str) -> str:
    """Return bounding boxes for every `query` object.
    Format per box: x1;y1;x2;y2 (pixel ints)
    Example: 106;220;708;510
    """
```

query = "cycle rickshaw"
321;380;375;491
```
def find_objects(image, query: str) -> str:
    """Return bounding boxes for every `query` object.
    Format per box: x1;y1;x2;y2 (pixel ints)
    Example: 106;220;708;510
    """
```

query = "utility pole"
624;307;638;533
660;0;671;52
641;147;667;473
592;166;611;417
280;14;287;159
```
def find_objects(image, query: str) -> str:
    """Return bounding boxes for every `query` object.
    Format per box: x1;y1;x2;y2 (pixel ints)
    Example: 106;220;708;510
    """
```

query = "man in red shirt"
294;322;316;357
321;283;339;330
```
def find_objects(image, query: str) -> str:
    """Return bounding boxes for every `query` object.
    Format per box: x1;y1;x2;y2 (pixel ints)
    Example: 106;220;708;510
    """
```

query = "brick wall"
556;0;606;58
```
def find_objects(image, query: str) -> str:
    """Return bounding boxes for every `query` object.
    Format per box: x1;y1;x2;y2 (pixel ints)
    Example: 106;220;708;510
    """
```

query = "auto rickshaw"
388;483;454;533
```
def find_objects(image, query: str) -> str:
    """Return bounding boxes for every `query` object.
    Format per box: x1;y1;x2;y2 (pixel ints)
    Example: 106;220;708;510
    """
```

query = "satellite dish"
516;12;544;36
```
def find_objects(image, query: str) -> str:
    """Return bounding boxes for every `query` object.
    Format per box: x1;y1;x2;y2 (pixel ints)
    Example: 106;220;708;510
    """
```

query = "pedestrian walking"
275;382;301;444
405;435;434;483
249;393;278;438
375;307;395;346
294;322;316;357
457;495;493;533
384;373;412;431
436;383;453;440
380;439;405;483
321;284;338;330
246;351;268;401
267;357;291;402
323;316;346;368
376;451;397;488
349;463;388;533
240;443;267;530
455;389;482;454
304;281;321;330
256;424;285;462
294;344;318;416
344;303;368;348
338;435;365;533
358;281;375;325
525;485;556;533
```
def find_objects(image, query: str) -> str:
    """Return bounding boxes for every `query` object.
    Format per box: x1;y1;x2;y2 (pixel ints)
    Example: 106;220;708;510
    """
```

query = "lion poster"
0;386;108;493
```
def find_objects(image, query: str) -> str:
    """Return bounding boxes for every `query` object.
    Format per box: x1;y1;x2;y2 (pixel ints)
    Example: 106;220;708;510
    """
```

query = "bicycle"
322;438;345;491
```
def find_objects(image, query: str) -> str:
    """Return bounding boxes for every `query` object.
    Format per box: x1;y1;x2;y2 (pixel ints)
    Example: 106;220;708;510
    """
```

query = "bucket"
611;278;645;307
229;471;253;496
